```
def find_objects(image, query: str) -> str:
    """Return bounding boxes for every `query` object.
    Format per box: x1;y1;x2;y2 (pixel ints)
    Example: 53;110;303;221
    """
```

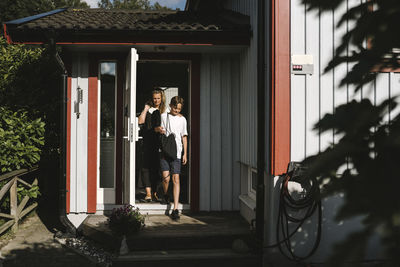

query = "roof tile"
12;8;249;33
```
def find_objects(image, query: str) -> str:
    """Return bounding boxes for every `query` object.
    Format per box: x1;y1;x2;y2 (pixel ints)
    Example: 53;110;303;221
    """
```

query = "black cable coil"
267;162;322;262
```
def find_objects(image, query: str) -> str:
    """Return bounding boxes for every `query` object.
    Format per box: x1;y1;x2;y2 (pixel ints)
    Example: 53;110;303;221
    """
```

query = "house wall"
223;0;259;221
224;0;400;262
69;53;89;213
291;0;400;160
288;0;400;260
224;1;258;167
199;54;241;211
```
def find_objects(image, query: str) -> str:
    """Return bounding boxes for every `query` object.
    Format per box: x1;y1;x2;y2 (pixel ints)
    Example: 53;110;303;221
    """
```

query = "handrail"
0;167;39;235
0;166;38;182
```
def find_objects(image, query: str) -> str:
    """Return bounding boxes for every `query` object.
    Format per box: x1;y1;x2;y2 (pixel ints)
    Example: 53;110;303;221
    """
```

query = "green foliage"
108;205;145;236
97;0;172;10
0;37;43;94
0;107;45;173
0;35;62;162
301;0;400;265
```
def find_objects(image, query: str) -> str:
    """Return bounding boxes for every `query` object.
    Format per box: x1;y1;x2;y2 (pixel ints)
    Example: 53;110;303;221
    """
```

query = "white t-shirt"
161;113;188;159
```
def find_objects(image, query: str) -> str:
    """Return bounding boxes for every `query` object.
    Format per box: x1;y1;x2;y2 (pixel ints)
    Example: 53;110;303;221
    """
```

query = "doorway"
135;61;190;205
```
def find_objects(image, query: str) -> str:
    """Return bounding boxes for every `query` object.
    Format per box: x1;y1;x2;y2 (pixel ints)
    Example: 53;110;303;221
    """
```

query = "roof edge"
4;8;67;25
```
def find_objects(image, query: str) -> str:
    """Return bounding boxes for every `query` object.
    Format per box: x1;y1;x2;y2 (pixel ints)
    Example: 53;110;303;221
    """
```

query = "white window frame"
248;167;257;200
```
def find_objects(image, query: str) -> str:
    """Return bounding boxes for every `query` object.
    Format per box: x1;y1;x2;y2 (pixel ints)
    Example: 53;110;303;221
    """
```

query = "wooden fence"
0;167;38;235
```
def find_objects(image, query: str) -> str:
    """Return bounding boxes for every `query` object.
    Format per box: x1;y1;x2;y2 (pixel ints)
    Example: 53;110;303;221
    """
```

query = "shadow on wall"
268;176;382;263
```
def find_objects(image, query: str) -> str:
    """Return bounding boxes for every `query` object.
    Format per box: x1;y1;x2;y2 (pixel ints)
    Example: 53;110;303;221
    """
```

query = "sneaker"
170;209;180;220
160;194;170;205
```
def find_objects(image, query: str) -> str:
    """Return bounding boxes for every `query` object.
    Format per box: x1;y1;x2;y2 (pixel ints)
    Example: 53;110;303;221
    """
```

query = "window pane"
100;62;116;188
251;170;257;191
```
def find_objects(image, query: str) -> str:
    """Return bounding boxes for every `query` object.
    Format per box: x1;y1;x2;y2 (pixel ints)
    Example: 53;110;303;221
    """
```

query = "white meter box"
291;55;313;75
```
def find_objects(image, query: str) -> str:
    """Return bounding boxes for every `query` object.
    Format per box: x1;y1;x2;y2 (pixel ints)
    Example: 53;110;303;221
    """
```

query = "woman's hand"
138;104;151;124
155;126;166;134
182;154;187;165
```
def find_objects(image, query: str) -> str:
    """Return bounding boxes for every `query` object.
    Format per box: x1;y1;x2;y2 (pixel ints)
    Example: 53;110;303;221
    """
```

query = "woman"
138;89;166;202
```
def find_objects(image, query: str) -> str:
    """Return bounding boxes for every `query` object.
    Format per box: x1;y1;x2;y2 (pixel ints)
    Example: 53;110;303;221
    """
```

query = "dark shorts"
160;157;181;174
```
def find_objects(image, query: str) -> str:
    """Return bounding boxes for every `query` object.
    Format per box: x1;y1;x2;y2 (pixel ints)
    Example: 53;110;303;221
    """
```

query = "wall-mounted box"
291;55;313;75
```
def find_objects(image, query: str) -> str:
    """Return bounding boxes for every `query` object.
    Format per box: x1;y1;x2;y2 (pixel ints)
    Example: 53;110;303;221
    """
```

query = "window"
99;62;117;188
248;168;257;200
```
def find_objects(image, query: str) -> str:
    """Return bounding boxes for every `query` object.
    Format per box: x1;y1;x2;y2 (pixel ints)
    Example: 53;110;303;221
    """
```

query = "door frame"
80;51;200;212
96;60;118;206
140;53;201;212
89;53;126;211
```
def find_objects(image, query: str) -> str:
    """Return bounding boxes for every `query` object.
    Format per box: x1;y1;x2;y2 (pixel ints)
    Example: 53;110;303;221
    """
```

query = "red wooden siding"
271;0;291;175
87;57;98;213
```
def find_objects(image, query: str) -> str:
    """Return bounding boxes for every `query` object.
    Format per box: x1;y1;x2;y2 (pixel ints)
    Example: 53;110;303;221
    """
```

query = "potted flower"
108;205;145;255
108;204;145;236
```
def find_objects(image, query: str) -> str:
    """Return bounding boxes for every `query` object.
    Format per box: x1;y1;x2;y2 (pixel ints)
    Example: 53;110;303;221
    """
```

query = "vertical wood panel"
305;6;320;157
87;56;98;213
273;0;291;174
320;9;335;151
70;56;78;213
210;57;222;211
199;55;211;211
229;0;257;167
375;73;390;124
77;54;88;212
290;0;306;161
221;57;233;210
231;57;241;210
333;2;348;145
67;76;71;213
348;0;362;102
390;73;400;120
190;55;201;212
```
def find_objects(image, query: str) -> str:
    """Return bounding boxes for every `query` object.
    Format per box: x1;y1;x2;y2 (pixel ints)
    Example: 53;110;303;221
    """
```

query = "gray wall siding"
290;0;399;159
291;0;400;159
290;0;400;260
224;0;258;167
199;55;241;211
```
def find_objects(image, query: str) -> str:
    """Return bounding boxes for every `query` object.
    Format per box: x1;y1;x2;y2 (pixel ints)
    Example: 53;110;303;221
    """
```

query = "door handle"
135;117;142;141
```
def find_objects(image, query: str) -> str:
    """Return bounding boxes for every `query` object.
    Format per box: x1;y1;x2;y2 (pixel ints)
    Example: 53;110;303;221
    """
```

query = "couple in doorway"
138;89;188;220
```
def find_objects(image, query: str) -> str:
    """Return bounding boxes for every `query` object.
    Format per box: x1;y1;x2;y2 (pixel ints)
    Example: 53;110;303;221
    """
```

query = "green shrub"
0;106;45;173
108;205;145;236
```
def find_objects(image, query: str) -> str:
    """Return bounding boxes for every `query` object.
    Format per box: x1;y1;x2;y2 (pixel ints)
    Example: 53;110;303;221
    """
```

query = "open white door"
123;48;139;205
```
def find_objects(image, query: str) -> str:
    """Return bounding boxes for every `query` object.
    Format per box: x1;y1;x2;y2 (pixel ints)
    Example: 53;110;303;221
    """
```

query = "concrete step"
113;248;262;267
81;212;255;252
126;231;253;251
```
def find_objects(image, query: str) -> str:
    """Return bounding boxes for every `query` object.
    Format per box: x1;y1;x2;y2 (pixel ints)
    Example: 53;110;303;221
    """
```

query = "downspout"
52;41;77;236
256;0;266;253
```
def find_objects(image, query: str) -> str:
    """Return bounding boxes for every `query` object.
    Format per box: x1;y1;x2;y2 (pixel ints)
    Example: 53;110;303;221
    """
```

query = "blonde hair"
151;89;166;114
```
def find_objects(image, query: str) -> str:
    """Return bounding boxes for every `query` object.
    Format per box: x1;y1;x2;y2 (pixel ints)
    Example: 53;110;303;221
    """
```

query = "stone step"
81;213;255;252
112;248;262;267
126;230;253;251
